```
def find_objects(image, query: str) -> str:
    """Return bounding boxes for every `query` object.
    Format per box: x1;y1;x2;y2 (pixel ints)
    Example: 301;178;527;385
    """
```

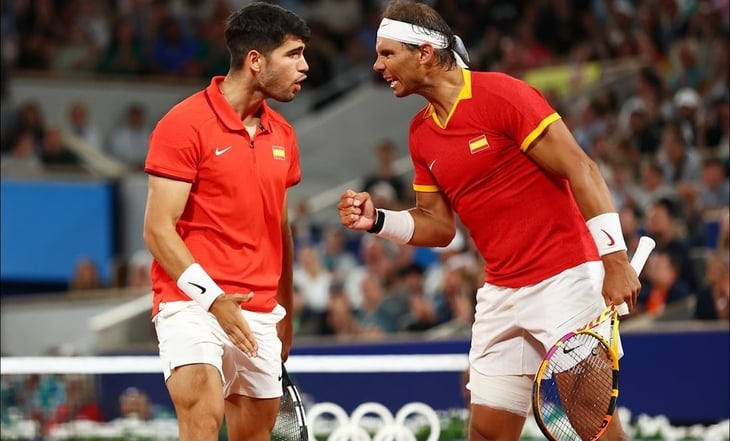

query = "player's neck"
219;73;265;121
422;68;464;123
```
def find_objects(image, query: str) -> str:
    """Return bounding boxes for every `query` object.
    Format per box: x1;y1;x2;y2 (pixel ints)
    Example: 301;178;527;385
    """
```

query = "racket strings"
272;386;302;441
537;334;615;440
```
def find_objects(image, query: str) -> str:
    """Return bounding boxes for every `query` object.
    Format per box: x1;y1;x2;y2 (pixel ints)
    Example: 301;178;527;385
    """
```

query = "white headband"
377;18;469;68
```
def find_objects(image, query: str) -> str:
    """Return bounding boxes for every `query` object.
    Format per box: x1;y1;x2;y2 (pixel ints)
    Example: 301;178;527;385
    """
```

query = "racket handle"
630;236;656;275
616;236;656;315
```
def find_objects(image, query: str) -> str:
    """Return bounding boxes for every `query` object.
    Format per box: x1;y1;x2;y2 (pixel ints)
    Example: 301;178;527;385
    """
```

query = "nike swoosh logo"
215;146;233;156
187;282;206;294
563;346;580;354
428;160;437;170
601;229;616;246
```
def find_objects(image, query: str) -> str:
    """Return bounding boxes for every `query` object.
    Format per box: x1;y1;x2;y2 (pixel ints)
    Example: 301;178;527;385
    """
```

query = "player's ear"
247;49;264;72
418;44;435;64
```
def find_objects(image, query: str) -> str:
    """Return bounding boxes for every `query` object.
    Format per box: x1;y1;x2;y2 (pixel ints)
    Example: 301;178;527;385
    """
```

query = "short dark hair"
382;0;458;68
225;2;310;71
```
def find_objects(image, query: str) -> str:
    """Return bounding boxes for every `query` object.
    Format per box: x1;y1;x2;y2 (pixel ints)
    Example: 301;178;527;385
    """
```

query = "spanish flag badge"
469;135;489;154
272;145;286;160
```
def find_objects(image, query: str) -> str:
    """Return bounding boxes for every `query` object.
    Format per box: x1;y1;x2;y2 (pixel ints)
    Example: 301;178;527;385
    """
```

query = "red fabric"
145;76;301;315
409;69;598;287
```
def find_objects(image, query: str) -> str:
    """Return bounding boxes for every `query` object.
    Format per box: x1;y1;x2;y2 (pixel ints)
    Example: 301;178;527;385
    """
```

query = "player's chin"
392;88;411;98
271;91;297;103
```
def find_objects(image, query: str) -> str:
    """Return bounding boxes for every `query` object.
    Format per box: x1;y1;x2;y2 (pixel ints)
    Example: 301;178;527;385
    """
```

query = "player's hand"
337;189;376;231
601;251;641;314
209;293;258;357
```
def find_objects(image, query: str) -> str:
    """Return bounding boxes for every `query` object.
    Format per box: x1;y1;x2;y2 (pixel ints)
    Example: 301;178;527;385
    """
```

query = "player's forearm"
143;223;195;280
407;207;455;247
567;159;618;221
276;223;295;312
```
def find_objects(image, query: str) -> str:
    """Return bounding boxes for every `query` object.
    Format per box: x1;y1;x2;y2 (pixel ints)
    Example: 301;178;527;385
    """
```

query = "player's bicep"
525;119;594;179
144;175;192;230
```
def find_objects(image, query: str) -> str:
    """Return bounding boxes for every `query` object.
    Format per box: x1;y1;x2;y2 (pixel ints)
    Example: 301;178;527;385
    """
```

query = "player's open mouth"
389;80;399;89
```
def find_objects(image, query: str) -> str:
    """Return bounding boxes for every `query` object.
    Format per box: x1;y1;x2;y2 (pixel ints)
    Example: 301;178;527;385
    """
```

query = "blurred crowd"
1;0;728;330
0;1;728;434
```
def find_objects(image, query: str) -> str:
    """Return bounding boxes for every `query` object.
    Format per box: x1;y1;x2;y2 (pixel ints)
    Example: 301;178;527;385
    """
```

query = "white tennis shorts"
467;261;623;414
153;300;286;399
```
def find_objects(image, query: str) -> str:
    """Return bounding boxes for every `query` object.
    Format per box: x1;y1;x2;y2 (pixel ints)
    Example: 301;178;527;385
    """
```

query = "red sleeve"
286;132;301;188
144;111;200;182
410;113;440;192
492;75;560;151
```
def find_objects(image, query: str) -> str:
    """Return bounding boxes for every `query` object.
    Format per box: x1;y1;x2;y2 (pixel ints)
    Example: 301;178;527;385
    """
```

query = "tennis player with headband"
337;1;639;440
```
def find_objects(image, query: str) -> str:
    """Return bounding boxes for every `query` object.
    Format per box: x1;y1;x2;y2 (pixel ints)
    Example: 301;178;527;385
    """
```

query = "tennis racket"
532;235;656;441
272;362;309;441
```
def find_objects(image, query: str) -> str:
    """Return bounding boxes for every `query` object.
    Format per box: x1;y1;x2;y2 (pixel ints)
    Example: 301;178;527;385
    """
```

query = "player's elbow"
432;225;457;248
142;219;167;252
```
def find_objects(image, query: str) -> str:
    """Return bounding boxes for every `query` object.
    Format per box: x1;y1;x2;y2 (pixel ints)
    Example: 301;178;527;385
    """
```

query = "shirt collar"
423;68;472;127
205;76;273;133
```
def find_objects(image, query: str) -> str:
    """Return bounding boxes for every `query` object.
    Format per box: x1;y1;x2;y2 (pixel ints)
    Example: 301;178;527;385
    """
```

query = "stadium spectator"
0;130;44;177
65;100;104;151
39;127;83;171
619;205;646;262
126;249;153;290
97;16;147;76
700;90;730;157
118;387;153;421
427;266;477;338
694;250;730;321
107;102;152;171
644;197;698;291
356;275;393;336
323;285;360;338
361;139;408;210
344;235;397;312
319;225;359;278
393;263;438;332
69;258;103;292
293;244;333;322
51;24;99;74
45;375;106;432
635;160;677;214
673;87;703;143
149;15;200;77
11;101;47;154
636;250;694;316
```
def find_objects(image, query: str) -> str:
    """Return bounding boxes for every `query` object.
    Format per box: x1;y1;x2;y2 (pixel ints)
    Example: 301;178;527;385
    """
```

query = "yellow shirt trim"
413;184;440;193
423;68;472;129
520;112;561;151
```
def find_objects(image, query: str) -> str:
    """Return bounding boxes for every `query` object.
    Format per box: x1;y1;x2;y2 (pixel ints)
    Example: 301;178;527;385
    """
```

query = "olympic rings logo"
306;401;441;441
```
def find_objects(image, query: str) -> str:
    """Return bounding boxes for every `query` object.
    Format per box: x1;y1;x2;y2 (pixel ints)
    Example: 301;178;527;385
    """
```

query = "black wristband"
367;209;385;234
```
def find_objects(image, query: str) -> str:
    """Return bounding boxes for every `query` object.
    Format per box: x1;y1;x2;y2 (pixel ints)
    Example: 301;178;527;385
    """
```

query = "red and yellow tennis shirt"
145;76;301;316
410;69;599;288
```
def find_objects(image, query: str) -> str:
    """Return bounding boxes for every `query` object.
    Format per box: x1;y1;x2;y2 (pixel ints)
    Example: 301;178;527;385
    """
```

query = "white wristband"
376;209;415;244
586;212;627;256
177;263;224;311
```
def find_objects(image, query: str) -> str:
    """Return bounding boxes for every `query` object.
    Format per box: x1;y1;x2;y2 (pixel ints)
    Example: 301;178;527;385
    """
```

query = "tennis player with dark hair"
336;1;639;440
143;3;309;440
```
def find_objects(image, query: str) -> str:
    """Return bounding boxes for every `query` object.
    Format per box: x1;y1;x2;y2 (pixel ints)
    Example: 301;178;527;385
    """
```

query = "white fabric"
154;301;286;399
467;373;533;417
176;263;224;311
376;209;415;244
586;212;628;256
469;261;623;378
377;18;468;67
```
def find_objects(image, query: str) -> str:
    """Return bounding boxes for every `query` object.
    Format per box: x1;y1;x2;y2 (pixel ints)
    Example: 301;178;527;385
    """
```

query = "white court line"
0;354;469;375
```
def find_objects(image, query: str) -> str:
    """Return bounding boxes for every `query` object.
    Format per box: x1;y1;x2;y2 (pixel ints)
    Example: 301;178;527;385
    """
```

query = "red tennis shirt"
145;76;301;316
410;69;599;288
